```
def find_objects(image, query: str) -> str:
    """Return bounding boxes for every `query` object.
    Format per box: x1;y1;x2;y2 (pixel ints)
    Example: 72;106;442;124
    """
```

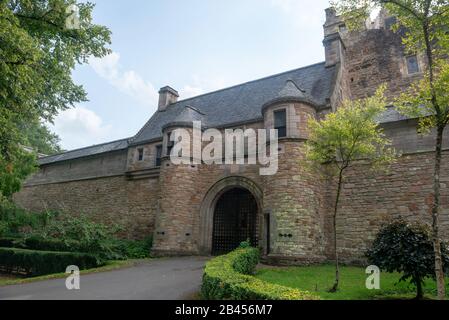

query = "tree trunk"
432;125;446;300
329;170;344;293
420;15;446;301
415;277;424;300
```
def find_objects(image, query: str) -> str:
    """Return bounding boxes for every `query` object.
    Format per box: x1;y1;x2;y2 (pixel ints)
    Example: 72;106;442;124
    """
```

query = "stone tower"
261;80;326;264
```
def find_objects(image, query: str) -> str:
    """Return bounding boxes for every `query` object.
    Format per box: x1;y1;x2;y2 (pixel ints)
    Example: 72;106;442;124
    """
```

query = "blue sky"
51;0;331;150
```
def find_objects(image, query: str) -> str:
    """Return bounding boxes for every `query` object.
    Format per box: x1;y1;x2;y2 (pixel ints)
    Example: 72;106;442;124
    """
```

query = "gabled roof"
277;80;308;99
130;62;336;145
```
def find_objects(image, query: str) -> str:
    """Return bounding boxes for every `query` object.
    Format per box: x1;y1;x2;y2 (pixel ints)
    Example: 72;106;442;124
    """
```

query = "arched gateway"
199;176;263;255
212;188;258;255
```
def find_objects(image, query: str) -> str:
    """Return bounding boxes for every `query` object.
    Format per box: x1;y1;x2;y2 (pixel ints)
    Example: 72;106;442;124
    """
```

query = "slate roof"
38;138;130;165
161;105;207;130
39;62;337;165
130;62;337;145
376;106;410;123
277;80;308;99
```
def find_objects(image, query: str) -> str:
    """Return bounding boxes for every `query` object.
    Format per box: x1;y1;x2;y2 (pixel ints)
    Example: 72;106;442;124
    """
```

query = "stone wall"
342;28;425;100
25;150;127;186
152;158;265;256
384;120;449;153
14;168;160;240
263;140;327;264
127;141;162;172
323;150;449;264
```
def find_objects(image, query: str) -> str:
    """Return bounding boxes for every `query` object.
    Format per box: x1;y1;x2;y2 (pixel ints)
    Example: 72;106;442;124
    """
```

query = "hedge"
0;237;21;248
0;247;104;276
24;237;81;252
0;237;80;251
201;247;319;300
0;236;152;260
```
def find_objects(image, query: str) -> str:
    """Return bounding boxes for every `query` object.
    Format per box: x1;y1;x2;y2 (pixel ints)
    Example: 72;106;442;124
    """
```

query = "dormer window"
137;148;144;162
274;109;287;138
406;55;420;74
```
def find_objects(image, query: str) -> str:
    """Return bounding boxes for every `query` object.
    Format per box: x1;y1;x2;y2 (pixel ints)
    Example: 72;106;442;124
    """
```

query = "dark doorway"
212;188;258;255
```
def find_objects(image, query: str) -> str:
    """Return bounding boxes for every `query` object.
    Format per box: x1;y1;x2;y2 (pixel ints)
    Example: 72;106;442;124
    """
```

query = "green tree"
20;119;63;155
367;219;449;299
305;85;397;292
0;0;111;197
333;0;449;300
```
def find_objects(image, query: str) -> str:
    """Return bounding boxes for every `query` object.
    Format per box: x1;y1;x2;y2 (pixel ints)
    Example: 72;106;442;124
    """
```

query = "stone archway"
199;176;263;255
211;187;258;255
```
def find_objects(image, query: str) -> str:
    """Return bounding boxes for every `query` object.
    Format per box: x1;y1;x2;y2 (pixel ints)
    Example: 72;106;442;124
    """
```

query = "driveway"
0;256;208;300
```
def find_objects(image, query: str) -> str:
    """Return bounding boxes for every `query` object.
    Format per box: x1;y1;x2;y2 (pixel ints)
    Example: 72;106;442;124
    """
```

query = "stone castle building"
14;9;449;264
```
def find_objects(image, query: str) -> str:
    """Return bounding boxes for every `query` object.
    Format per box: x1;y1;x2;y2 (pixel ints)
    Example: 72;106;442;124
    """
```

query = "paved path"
0;256;208;300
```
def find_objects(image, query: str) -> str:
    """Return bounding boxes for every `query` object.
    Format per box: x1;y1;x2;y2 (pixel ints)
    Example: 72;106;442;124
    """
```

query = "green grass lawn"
255;264;449;300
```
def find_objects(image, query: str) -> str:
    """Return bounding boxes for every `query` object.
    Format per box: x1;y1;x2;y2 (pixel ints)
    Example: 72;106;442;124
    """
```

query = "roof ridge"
39;137;131;160
174;61;326;104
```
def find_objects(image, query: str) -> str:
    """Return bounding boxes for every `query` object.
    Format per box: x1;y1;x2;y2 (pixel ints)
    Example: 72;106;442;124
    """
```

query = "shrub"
32;213;127;260
366;219;449;299
0;237;25;248
112;236;153;259
201;247;319;300
0;200;54;236
0;247;104;276
1;235;154;261
232;245;259;275
1;202;154;261
0;220;8;237
239;239;251;249
36;213;117;244
24;236;81;252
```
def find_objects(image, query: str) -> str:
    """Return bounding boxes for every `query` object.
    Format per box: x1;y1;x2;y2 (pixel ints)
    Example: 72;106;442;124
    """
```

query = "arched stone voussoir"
198;176;263;254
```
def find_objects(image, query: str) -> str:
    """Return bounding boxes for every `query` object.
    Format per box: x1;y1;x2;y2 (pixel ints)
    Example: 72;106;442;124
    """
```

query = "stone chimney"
158;86;179;111
323;7;345;67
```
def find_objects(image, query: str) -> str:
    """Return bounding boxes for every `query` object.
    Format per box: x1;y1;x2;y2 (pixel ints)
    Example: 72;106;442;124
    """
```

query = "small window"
274;109;287;138
339;24;347;33
166;132;174;156
137;148;144;162
406;55;420;74
155;145;162;167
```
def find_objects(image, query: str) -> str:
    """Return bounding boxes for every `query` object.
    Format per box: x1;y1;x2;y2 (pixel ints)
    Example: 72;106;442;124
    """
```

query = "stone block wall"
127;141;162;172
323;150;449;264
25;150;127;186
341;28;425;101
152;154;265;255
14;168;160;240
263;140;327;263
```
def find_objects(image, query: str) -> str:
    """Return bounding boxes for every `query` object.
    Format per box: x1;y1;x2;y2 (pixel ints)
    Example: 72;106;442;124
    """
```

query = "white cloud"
50;106;113;150
179;75;230;99
90;52;232;103
89;52;159;108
